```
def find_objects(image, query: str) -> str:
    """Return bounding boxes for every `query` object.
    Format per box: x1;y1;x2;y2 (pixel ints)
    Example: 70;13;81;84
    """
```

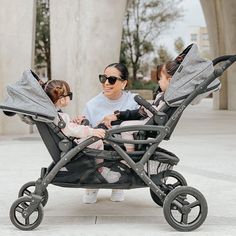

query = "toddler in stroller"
1;43;236;232
42;79;121;184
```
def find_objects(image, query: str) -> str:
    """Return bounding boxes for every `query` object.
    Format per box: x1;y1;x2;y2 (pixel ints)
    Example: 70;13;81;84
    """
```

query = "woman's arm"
102;107;147;128
119;107;147;120
59;113;94;138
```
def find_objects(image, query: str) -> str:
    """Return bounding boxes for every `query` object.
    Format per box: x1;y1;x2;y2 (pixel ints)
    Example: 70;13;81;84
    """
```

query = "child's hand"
101;114;117;129
71;115;86;125
93;128;106;138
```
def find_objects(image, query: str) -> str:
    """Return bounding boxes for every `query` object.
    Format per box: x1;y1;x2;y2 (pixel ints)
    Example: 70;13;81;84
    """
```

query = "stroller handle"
213;54;236;77
134;95;158;116
213;55;236;66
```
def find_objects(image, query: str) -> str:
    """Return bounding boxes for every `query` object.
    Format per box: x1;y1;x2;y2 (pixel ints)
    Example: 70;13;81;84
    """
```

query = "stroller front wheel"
163;186;208;231
18;181;49;206
10;196;44;231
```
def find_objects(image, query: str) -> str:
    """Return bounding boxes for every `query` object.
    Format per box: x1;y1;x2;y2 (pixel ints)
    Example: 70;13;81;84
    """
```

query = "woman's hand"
101;114;117;129
93;128;106;138
71;115;86;125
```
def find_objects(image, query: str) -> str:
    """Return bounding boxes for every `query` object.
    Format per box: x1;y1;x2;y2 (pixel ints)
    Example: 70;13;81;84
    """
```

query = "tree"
174;37;185;54
153;45;173;65
121;0;182;81
35;0;51;80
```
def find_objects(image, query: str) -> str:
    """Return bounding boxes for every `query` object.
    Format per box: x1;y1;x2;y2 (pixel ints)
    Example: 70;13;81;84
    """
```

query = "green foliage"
128;79;157;90
174;37;185;54
121;0;183;80
35;0;50;79
142;80;157;90
130;80;144;89
153;45;173;65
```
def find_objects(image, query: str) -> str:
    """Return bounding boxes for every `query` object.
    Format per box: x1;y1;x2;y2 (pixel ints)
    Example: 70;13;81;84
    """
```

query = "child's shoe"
110;189;124;202
82;189;98;204
100;167;121;183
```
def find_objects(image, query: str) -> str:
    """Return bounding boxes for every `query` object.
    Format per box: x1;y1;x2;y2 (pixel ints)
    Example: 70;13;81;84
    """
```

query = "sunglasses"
60;92;73;100
99;74;124;85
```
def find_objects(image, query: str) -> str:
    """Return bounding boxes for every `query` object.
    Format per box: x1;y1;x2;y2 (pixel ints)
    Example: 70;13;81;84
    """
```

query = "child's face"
55;93;71;108
60;96;71;107
158;66;171;92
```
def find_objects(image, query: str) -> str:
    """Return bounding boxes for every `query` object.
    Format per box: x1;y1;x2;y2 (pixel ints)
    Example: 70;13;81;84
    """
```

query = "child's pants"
119;119;148;151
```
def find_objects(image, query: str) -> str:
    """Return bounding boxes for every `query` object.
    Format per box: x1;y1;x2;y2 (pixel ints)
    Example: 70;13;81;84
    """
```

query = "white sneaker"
82;189;98;204
100;167;121;183
110;189;124;202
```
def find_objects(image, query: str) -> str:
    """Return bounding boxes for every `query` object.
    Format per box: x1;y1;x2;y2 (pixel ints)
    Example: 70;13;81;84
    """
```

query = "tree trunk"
132;63;138;81
46;47;51;80
47;58;51;80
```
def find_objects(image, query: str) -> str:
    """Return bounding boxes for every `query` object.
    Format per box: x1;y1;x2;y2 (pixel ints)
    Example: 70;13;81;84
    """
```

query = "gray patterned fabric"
0;70;58;121
164;44;221;106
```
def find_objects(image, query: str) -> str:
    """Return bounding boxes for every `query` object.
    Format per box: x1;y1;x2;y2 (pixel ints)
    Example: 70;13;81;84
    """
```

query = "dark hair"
156;64;164;81
105;63;129;80
43;80;71;104
156;54;186;81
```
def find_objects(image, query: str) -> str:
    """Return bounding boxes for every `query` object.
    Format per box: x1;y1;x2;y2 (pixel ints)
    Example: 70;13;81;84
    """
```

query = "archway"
200;0;236;110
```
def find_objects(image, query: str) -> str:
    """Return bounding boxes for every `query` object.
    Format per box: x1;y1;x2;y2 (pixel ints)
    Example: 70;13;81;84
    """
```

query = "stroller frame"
36;53;234;193
2;54;236;232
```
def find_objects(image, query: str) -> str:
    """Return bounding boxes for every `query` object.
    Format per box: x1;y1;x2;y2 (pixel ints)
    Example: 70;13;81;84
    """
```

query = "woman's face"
102;67;127;100
158;66;171;92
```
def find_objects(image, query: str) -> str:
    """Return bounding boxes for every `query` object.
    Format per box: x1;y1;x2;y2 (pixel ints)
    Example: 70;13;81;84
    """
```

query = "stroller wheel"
18;181;49;207
150;170;187;207
10;196;44;231
163;186;208;232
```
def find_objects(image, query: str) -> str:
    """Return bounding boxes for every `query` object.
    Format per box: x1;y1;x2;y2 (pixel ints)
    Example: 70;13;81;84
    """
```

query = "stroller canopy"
0;70;58;121
164;44;221;107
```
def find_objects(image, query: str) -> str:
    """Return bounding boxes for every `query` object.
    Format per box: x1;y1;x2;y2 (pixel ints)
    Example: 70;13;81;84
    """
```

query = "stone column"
50;0;127;116
200;0;236;110
200;0;227;110
221;0;236;110
0;0;36;134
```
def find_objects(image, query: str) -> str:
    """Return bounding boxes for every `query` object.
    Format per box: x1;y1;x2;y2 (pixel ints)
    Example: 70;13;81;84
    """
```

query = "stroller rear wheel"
10;196;44;231
163;186;208;231
150;170;187;207
18;181;49;206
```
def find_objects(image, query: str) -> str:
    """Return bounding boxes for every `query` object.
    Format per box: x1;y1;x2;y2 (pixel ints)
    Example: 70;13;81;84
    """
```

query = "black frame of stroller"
2;54;236;232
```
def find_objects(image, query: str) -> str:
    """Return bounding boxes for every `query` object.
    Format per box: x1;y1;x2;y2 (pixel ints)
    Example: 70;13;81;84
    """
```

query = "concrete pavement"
0;98;236;235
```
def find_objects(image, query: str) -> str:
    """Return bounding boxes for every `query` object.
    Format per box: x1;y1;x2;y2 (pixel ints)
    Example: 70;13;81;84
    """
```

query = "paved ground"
0;99;236;236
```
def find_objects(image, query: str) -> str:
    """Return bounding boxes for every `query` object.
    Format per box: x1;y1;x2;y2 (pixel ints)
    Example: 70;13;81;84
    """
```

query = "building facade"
190;26;210;55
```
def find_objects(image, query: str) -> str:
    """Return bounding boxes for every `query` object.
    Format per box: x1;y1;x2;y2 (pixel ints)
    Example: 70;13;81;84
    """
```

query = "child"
101;56;185;152
43;80;121;183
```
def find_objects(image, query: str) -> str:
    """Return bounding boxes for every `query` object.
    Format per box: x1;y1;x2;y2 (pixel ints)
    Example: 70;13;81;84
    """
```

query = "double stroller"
1;44;235;231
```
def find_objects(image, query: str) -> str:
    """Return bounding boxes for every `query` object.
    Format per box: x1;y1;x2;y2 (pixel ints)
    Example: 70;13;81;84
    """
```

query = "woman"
81;63;139;204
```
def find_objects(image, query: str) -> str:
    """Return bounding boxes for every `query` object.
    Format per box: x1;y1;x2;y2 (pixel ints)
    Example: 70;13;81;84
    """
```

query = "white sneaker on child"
82;189;98;204
100;167;121;183
110;189;124;202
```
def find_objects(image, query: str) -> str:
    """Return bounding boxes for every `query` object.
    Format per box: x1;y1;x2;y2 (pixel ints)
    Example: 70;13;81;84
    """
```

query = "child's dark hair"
156;54;186;81
43;80;71;104
105;63;129;80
